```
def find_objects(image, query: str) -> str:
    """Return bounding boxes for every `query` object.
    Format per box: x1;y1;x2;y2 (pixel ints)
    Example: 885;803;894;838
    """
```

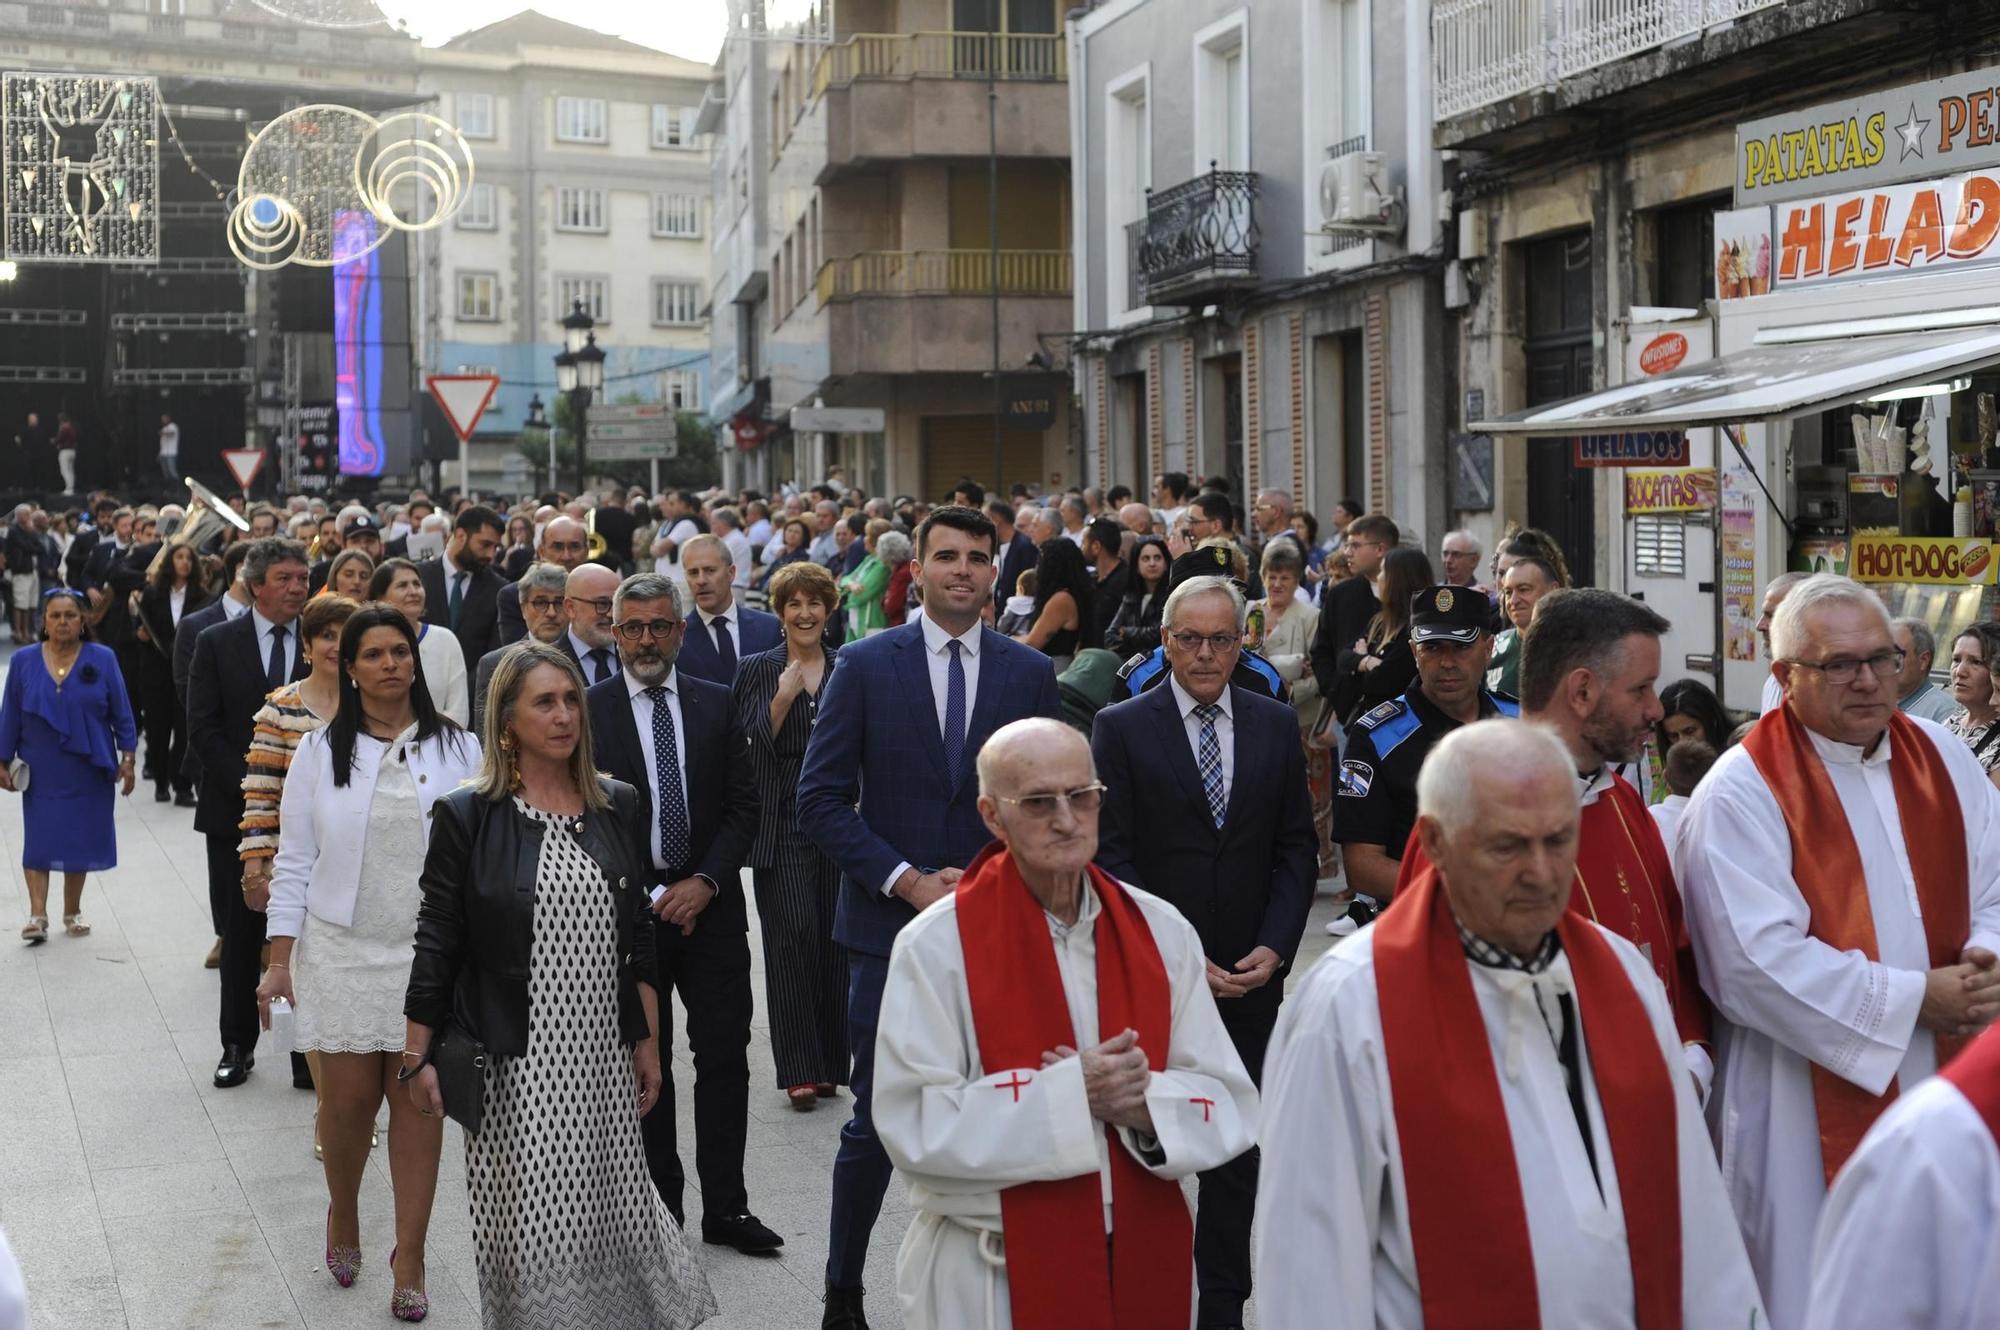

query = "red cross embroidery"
993;1072;1034;1102
1189;1096;1215;1122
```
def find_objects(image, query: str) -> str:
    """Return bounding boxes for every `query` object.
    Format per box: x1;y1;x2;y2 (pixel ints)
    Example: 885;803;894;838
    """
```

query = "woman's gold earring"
500;732;521;791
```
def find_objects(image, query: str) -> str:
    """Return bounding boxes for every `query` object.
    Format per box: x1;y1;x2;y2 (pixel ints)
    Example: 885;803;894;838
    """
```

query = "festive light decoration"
244;0;389;29
2;73;160;264
226;105;472;270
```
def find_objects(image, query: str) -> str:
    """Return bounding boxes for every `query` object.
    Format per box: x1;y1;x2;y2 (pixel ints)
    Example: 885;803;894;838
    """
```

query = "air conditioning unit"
1318;151;1404;237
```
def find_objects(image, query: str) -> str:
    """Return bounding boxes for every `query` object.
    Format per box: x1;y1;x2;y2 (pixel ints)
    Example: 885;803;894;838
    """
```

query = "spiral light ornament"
354;113;474;232
225;192;307;270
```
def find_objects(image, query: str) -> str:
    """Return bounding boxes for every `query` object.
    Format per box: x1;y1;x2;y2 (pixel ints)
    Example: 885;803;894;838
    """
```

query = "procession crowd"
3;466;2000;1330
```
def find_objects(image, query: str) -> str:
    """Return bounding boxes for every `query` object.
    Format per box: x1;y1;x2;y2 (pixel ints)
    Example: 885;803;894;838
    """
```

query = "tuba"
148;477;252;576
585;507;608;561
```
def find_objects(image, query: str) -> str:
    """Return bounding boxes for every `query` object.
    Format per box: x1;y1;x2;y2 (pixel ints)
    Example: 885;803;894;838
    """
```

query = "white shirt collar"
625;666;680;703
920;615;982;659
568;628;605;660
699;605;736;630
1578;764;1617;804
1807;723;1893;768
248;607;293;640
1044;876;1101;939
1168;674;1232;720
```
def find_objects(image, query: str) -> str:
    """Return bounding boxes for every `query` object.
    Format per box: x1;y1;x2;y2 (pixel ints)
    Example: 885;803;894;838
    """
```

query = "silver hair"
1163;575;1247;631
680;532;730;566
1260;539;1304;577
1770;574;1891;660
875;530;912;565
1892;616;1937;665
1442;527;1481;554
613;571;685;618
1417;719;1576;838
516;561;569;596
711;506;742;530
242;537;308;587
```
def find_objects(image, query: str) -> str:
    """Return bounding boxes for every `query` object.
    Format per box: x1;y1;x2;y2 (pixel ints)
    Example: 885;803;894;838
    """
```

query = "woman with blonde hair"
318;548;375;602
402;641;715;1328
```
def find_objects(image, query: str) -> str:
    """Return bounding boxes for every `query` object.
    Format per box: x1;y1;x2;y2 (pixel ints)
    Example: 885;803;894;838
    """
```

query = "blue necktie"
942;639;967;786
266;624;287;693
711;616;736;676
646;686;691;872
1194;702;1226;828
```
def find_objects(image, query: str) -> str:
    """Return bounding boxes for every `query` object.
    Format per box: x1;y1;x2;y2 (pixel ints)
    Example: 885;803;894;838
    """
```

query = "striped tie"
1193;701;1226;828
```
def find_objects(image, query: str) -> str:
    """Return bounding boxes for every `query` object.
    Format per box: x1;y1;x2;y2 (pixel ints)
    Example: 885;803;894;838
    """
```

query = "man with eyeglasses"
582;572;777;1255
1092;574;1316;1330
471;561;570;734
871;718;1256;1330
562;562;623;686
493;514;591;646
1677;573;2000;1330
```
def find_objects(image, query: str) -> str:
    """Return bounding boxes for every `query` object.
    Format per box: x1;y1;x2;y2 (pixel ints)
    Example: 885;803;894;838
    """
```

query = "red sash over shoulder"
1375;867;1682;1330
1941;1023;2000;1144
955;843;1190;1329
1741;704;1970;1183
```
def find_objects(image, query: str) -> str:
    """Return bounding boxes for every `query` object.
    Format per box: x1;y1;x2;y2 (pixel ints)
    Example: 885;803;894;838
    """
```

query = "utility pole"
988;12;1003;499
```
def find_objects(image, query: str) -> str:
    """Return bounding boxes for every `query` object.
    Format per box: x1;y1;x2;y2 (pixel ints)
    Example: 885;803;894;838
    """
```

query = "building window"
1653;198;1722;309
653;194;702;238
1105;66;1151;317
660;368;701;409
1192;12;1249;175
556;96;608;144
457;272;498;322
652;280;702;326
558;275;610;323
555;186;607;233
458;182;497;230
458;92;495;139
652;103;695;149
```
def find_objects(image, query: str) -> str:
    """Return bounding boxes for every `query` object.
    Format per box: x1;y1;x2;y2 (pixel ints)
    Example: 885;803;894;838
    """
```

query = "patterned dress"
1946;707;2000;774
464;799;715;1330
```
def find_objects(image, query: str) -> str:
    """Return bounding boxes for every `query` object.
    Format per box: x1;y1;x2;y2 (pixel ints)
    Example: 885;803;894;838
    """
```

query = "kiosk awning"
1473;326;2000;434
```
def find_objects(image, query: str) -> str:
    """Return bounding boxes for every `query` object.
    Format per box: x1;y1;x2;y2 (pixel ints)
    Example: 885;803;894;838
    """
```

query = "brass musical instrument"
147;477;252;576
585;507;608;561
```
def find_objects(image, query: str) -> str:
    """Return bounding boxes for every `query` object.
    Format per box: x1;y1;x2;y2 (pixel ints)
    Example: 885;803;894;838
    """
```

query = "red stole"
955;843;1191;1329
1941;1023;2000;1145
1742;704;1970;1183
1375;867;1683;1330
1391;773;1711;1050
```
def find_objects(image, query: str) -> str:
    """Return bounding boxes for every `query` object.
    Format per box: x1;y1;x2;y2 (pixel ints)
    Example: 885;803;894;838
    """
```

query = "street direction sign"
593;403;676;424
426;374;501;442
590;420;678;442
222;447;266;490
791;406;884;433
592;437;679;461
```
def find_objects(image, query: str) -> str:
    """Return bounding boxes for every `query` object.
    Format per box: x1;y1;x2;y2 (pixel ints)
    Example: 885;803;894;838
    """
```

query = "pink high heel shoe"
324;1204;361;1288
388;1246;429;1322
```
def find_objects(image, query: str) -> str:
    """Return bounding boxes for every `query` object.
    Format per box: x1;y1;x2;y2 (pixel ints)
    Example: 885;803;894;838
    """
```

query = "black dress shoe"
702;1211;784;1254
214;1045;255;1088
291;1052;314;1090
822;1283;869;1330
153;786;171;803
173;790;198;808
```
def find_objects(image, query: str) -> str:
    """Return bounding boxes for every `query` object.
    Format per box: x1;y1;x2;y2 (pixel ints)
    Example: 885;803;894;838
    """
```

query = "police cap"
1409;584;1487;645
1167;544;1243;591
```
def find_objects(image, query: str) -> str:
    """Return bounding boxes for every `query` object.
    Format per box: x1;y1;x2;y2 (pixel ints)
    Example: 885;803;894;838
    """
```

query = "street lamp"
552;300;607;493
525;392;550;492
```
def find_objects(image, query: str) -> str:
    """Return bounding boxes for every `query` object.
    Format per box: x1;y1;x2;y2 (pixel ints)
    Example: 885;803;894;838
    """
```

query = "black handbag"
431;1020;488;1136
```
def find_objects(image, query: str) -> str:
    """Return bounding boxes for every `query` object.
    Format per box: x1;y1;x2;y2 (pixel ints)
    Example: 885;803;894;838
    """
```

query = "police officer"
1332;584;1516;932
1117;544;1286;699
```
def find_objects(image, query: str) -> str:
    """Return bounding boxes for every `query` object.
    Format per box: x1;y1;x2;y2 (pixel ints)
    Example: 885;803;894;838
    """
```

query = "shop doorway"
1523;230;1596;584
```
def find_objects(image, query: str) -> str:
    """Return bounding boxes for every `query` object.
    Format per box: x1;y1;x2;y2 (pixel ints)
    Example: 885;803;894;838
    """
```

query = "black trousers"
134;647;188;795
1195;1002;1277;1327
114;640;148;754
211;831;265;1051
640;887;755;1225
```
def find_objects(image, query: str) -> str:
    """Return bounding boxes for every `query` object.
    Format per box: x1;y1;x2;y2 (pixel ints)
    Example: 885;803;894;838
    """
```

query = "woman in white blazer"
259;604;480;1320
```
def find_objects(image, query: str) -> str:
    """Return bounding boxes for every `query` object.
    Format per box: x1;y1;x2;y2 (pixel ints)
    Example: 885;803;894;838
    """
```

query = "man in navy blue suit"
797;504;1062;1330
1091;573;1317;1330
676;533;781;688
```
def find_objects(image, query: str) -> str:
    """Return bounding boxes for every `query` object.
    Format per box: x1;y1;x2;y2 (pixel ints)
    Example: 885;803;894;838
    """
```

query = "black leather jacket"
404;779;660;1056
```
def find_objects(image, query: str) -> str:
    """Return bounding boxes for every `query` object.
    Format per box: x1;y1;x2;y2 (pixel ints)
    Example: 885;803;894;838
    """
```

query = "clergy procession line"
9;482;2000;1330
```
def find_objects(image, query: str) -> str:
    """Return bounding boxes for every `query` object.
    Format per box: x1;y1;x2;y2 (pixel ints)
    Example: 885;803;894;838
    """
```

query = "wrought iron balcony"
1138;168;1261;305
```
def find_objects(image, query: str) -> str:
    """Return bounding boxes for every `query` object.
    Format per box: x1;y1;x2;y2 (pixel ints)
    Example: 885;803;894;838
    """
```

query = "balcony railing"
1139;168;1261;304
813;31;1067;96
816;249;1072;304
1433;0;1783;120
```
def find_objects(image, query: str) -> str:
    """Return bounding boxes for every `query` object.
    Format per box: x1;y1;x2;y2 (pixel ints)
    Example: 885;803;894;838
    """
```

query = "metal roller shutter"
922;414;1043;501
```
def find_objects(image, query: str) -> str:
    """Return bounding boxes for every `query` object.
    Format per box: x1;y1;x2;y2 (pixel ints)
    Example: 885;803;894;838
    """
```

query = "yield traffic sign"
222;448;265;490
427;374;502;442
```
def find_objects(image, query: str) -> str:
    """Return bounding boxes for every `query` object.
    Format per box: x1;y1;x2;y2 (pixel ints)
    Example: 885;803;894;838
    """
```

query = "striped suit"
733;644;848;1089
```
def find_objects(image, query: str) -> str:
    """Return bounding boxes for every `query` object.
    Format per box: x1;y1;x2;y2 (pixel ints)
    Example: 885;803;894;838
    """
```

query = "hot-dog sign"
1850;535;1997;585
1625;469;1718;514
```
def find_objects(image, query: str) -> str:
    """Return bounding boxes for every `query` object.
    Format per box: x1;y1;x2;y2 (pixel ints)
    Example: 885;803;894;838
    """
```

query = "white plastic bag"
265;996;295;1058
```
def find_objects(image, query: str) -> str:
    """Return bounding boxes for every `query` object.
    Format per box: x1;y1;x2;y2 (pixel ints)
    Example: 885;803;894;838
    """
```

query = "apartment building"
1067;0;1451;539
418;11;713;493
712;0;1075;500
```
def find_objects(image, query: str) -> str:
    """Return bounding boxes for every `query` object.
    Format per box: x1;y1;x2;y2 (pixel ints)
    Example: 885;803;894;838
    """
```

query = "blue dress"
0;642;137;872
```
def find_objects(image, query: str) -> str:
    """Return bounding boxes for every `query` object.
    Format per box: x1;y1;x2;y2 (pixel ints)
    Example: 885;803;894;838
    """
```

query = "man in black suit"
493;514;589;647
1308;511;1398;702
591;487;638;573
1091;573;1317;1330
417;503;505;676
676;534;781;688
986;498;1038;607
471;561;571;736
174;542;254;842
63;496;117;589
585;571;777;1255
186;537;312;1088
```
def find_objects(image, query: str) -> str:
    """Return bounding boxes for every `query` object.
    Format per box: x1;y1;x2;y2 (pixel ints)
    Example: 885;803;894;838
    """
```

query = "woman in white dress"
368;557;470;726
260;605;481;1321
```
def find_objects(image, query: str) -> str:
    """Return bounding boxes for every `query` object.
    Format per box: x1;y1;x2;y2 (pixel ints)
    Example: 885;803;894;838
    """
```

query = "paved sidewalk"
0;643;1339;1328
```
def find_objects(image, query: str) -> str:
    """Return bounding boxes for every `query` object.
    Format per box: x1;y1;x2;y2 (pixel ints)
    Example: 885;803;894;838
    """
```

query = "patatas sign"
1736;67;2000;208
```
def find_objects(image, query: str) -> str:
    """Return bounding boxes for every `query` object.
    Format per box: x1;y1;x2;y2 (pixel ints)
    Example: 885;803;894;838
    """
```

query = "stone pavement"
0;642;1341;1328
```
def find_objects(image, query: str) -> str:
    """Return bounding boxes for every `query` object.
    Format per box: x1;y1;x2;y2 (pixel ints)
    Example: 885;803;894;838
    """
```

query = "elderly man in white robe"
1676;573;2000;1330
873;718;1256;1330
1256;719;1763;1330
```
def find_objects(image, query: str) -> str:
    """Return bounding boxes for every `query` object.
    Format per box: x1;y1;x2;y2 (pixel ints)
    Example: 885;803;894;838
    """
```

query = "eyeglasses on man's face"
523;596;566;615
1167;629;1243;656
568;594;615;616
1783;649;1904;686
615;618;685;641
995;782;1107;820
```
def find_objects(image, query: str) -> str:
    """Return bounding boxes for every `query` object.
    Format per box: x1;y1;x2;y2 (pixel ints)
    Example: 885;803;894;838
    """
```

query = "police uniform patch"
1435;587;1454;613
1338;759;1374;797
1358;699;1404;729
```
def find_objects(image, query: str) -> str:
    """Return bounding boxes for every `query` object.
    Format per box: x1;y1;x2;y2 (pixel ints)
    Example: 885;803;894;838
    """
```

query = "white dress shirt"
1169;674;1234;806
881;617;985;896
248;606;300;681
625;667;690;872
169;584;186;625
221;591;251;620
